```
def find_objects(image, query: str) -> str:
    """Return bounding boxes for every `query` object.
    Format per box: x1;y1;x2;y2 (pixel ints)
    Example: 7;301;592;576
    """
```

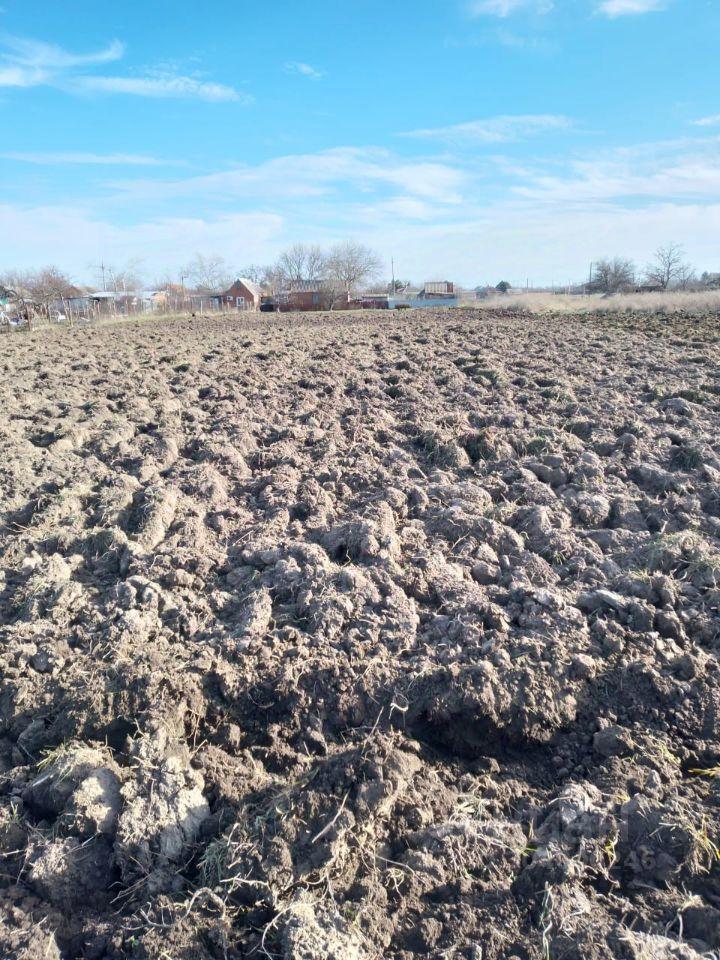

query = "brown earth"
1;308;720;959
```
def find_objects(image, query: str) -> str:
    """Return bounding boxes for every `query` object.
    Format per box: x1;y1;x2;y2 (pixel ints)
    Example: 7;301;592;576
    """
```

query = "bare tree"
675;262;697;290
325;241;382;298
90;258;145;293
238;264;267;284
274;244;326;286
18;267;78;307
592;257;636;294
645;243;689;290
151;271;177;291
108;258;145;293
186;254;232;294
0;269;28;295
0;266;78;324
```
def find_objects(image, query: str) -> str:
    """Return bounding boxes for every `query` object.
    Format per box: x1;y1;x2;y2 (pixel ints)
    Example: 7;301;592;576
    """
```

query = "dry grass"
464;290;720;314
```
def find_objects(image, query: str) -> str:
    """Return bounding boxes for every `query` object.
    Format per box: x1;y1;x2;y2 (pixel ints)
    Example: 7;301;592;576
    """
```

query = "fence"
1;295;260;332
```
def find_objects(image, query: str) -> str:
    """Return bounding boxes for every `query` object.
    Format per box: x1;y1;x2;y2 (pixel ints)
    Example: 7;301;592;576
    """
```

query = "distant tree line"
3;240;718;308
0;242;384;306
588;244;699;295
180;242;383;300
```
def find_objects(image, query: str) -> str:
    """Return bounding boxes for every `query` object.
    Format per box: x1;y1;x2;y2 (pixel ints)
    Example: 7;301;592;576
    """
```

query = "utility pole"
391;257;395;292
92;261;108;291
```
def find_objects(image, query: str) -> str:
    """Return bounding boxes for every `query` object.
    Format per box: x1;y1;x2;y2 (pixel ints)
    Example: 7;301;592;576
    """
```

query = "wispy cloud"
496;29;557;51
75;74;246;102
0;63;45;87
112;146;467;205
0;34;124;69
3;133;720;286
284;61;324;80
0;32;247;102
692;115;720;128
467;0;553;17
0;35;123;87
401;114;572;143
596;0;665;17
511;137;720;203
0;151;172;166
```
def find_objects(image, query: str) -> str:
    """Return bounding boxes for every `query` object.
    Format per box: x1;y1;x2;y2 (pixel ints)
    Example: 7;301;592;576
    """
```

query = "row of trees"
0;266;80;310
3;242;716;307
1;242;384;305
186;242;384;298
590;244;699;294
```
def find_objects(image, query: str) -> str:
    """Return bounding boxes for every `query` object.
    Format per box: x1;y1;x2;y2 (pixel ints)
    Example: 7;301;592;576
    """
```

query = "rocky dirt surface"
1;307;720;959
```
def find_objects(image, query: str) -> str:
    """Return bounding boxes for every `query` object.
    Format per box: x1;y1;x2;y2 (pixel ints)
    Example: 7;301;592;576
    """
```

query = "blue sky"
0;0;718;286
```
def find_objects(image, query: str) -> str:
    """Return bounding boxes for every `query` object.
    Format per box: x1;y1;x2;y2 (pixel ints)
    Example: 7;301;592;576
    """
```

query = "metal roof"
237;278;263;299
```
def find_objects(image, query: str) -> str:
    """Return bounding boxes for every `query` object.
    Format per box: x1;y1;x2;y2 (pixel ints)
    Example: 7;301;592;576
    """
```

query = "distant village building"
80;290;167;316
1;284;38;325
420;281;455;298
273;282;349;312
355;294;391;309
217;278;263;309
388;281;459;309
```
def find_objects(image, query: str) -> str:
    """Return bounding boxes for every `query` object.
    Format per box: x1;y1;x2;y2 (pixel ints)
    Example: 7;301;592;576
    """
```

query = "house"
420;281;455;298
0;285;28;326
275;282;348;312
386;280;459;309
354;294;390;309
218;278;263;310
87;291;140;315
137;290;167;311
1;284;39;323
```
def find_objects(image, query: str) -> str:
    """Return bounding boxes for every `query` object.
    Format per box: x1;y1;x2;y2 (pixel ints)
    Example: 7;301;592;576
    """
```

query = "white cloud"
0;204;285;278
467;0;553;17
284;61;324;80
355;196;441;222
3;192;719;290
596;0;665;17
401;114;572;143
693;115;720;127
0;32;246;102
3;133;720;287
75;74;247;102
112;147;467;205
0;151;171;166
0;63;46;87
0;36;123;88
343;198;720;287
0;35;124;70
513;137;720;203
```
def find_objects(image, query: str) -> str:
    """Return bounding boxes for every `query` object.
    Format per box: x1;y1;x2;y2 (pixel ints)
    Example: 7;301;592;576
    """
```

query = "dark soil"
1;308;720;959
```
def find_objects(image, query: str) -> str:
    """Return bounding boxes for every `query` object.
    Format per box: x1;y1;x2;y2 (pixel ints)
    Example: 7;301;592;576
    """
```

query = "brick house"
218;278;263;309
